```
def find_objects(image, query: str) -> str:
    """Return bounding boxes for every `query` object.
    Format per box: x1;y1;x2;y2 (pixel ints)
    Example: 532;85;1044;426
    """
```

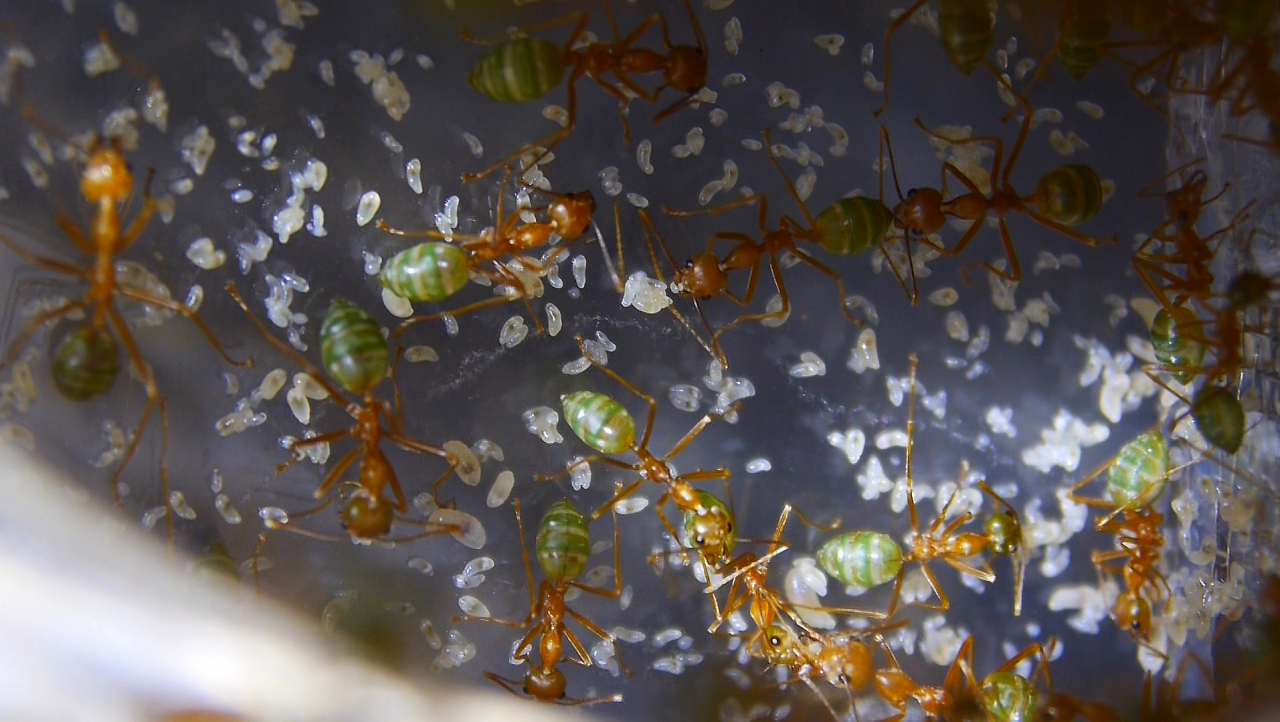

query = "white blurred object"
0;447;586;722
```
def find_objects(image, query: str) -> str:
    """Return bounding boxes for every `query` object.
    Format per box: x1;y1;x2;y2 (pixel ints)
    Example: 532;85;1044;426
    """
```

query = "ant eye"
907;188;918;197
695;536;705;545
685;260;694;268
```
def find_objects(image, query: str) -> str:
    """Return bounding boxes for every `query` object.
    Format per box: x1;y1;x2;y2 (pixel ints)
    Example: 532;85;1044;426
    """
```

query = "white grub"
723;17;742;55
846;328;880;374
985;406;1016;437
231;188;254;204
1048;582;1116;634
356;190;381;226
542;104;569;128
626;192;649;208
708;108;728;126
430;508;486;549
636;139;654;174
522;406;563;444
215;398;267;436
1049;129;1074;156
745;457;771;473
572;254;588;288
789;351;826;378
381;131;403;153
669;384;702;412
620;271;672;313
1076;100;1105;120
416;54;434;69
759;294;789;327
169;491;197;520
862;70;884;93
84;38;121;77
698;179;724;206
305;114;326;139
185;285;203;311
875;428;909;449
215;494;242;524
185;238;227;270
486;470;515;508
861;42;874;66
856;455;893;501
180;126;215;176
814;34;844;56
569;458;592;491
169;177;194;195
498;315;529;348
785;558;835;630
794;167;817;201
827;427;865;465
1020;409;1109;473
597;166;622;196
546;303;562;336
444;440;482;486
462;132;484;157
458;596;490;618
928;287;958;306
614;497;648;515
945;311;969;342
351;51;410;120
721;72;746;86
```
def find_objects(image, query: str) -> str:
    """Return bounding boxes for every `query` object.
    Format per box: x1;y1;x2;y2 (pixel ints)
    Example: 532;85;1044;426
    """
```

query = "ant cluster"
0;1;1277;720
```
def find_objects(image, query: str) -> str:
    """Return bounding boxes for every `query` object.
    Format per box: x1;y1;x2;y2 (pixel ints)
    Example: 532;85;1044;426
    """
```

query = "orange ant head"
548;191;596;240
526;667;567;702
1114;592;1151;638
893;188;946;236
341;494;394;539
671;253;727;299
666;45;707;94
762;623;797;665
984;511;1020;556
81;143;134;204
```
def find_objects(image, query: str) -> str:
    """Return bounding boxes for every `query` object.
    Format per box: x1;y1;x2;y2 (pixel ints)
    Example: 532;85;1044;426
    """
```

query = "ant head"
761;623;796;665
893;187;946;235
341;493;394;539
984;511;1020;556
1114;592;1151;638
526;668;567;702
685;504;734;563
666;46;707;95
548;191;596;240
81;142;133;204
671;253;726;299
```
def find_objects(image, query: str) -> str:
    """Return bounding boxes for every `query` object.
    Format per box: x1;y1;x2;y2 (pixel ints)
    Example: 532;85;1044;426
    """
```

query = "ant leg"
460;11;586;45
662;194;758;218
1025;210;1115;248
310;449;360;500
374;220;453;240
942;556;995;583
251;532;269;600
714;254;789;336
275;428;349;475
226;283;351;405
0;298;86;370
0;228;84;275
962;215;1022;284
52;215;97;257
105;305;161;508
790;247;864;326
1137;158;1205;198
871;0;930;117
916;562;952;611
113;286;252;367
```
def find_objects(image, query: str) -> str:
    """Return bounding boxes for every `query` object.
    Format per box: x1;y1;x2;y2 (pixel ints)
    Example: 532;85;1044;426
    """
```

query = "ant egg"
486;470;514;507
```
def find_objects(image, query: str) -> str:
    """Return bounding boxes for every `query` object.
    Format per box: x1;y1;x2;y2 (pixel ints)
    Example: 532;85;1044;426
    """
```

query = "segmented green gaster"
1150;307;1205;385
51;323;120;401
981;671;1039;722
938;0;993;75
469;38;566;103
379;242;470;303
561;390;636;455
1217;0;1277;43
812;197;894;256
536;499;591;583
1192;385;1245;454
1107;429;1169;510
984;511;1019;556
1057;0;1111;79
320;300;388;396
816;531;903;589
1034;164;1104;226
683;490;736;562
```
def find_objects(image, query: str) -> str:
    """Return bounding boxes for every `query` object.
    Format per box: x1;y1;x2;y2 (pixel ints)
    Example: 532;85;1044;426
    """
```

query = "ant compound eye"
694;536;705;545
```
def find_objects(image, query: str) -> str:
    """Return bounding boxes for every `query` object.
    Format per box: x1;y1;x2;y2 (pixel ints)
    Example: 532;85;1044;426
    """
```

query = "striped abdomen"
320;299;387;396
1034;164;1103;226
981;671;1039;722
536;499;591;582
52;323;120;400
1192;385;1245;454
379;243;470;303
1150;307;1205;385
1057;0;1111;79
816;530;902;589
1107;429;1169;510
469;38;566;103
561;390;636;455
939;0;993;75
812;197;894;256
